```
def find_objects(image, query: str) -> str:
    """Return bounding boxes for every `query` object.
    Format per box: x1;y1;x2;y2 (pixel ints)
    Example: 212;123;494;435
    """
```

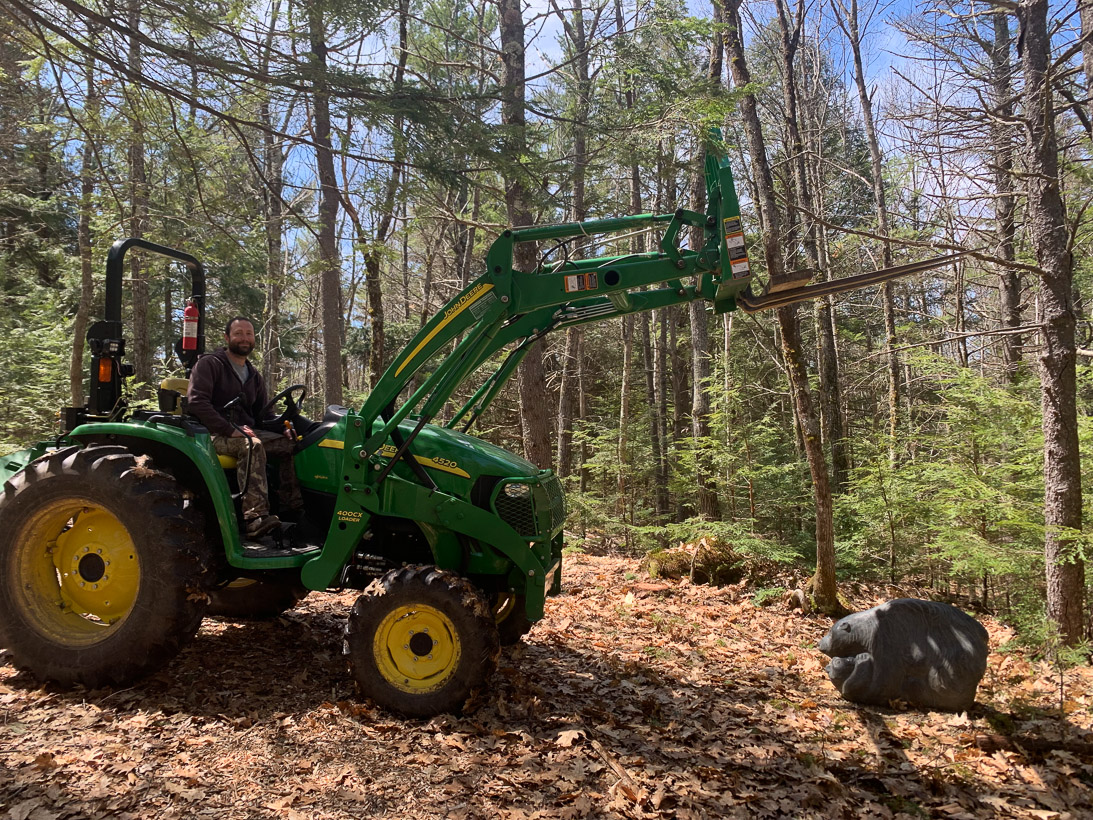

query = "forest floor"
2;548;1092;820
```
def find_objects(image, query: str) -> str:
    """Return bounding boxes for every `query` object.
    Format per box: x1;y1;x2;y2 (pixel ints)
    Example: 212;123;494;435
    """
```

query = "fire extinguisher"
182;300;199;351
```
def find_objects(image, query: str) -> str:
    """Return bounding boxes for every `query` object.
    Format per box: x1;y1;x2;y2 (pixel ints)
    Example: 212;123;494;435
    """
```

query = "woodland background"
1;0;1092;647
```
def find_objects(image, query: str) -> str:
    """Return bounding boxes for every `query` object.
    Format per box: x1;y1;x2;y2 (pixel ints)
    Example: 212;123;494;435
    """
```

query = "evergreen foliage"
0;0;1090;645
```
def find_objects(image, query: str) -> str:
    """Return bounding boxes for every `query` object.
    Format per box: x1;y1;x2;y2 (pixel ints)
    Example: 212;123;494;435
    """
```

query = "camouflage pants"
212;430;303;520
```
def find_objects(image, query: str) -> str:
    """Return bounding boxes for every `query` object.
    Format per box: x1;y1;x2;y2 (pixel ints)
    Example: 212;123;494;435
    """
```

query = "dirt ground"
2;552;1091;819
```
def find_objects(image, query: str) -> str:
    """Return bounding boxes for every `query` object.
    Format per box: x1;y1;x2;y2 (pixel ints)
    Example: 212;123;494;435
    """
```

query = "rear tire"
207;573;309;620
344;566;499;717
0;445;212;688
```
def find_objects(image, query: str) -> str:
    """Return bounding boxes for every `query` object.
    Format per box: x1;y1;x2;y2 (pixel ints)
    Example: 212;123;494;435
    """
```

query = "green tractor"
0;138;958;716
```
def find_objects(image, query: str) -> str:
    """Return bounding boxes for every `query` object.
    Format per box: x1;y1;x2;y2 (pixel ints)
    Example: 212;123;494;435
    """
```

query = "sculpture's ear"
839;620;852;633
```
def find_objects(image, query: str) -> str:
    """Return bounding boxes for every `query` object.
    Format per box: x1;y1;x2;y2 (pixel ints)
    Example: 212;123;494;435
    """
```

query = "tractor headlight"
502;482;531;499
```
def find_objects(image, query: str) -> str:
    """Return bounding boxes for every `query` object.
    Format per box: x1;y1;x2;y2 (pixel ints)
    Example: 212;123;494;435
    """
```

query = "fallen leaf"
555;729;584;747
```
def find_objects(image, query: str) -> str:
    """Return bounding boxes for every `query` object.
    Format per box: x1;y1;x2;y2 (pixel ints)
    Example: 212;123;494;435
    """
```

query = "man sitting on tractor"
187;316;303;538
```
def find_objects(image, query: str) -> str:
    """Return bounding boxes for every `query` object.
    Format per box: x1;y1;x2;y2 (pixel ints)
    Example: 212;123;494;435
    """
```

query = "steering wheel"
261;384;307;425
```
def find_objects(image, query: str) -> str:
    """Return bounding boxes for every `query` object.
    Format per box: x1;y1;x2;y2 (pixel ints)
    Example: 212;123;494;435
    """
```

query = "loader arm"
358;132;967;464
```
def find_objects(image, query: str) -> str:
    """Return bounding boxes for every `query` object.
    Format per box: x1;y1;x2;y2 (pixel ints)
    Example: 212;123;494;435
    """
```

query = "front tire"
0;445;212;688
493;592;533;645
344;566;499;717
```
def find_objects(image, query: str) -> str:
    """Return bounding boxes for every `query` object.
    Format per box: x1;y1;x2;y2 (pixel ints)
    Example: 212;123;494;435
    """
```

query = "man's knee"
260;436;296;458
212;436;248;458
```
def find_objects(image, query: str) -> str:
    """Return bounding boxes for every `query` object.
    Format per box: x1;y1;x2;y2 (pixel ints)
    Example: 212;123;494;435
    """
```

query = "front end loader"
0;134;961;716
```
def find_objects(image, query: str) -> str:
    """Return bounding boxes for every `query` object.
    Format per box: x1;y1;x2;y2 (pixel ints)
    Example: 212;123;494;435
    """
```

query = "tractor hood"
402;422;539;479
295;413;541;496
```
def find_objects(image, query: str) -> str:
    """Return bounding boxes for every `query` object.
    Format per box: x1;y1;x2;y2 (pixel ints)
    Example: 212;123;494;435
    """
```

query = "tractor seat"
158;377;190;413
158;377;238;470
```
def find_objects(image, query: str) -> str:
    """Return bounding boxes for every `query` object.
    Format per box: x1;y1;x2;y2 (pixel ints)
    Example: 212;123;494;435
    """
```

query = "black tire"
0;445;212;688
207;572;309;620
493;592;533;645
344;566;500;717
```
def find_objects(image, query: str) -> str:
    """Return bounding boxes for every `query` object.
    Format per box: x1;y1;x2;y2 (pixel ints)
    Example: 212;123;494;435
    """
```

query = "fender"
67;420;261;568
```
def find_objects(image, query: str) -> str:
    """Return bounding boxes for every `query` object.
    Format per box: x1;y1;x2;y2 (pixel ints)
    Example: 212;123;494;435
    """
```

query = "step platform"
240;523;322;559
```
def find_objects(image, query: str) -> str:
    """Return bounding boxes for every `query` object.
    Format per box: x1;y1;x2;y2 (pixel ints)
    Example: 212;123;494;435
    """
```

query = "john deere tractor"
0;137;959;716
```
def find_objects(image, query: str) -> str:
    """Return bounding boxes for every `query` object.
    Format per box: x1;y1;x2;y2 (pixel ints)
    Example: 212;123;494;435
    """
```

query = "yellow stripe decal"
318;440;469;478
378;444;470;479
394;283;494;377
414;457;470;479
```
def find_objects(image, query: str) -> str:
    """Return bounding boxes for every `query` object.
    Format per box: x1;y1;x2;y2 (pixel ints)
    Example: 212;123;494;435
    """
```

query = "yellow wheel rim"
14;499;140;646
373;603;461;694
494;593;515;624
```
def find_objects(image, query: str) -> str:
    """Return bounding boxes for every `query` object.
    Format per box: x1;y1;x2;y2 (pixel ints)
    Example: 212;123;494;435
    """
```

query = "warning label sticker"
725;231;746;250
731;260;752;278
564;273;598;293
469;290;497;319
723;217;742;234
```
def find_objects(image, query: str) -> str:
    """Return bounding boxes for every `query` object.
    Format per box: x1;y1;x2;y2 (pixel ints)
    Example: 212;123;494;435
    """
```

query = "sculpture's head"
818;610;871;658
824;655;857;686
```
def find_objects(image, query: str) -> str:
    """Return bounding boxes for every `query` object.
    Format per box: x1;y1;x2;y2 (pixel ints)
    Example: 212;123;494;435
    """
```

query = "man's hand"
232;425;256;438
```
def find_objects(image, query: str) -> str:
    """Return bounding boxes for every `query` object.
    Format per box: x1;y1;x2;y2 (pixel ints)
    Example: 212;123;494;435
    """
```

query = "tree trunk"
557;327;581;476
71;47;97;407
775;0;847;492
656;306;671;516
259;6;286;386
578;341;590;495
1020;0;1084;643
722;0;839;612
687;8;723;520
307;0;344;408
670;305;691;521
351;0;408;388
778;304;838;609
834;0;900;465
128;0;150;396
261;117;285;386
499;0;551;468
689;298;719;518
640;309;668;522
989;11;1022;382
1081;0;1093;123
553;0;590;478
617;316;634;519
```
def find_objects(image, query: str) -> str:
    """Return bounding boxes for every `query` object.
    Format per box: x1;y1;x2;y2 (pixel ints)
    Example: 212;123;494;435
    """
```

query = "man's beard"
228;340;253;357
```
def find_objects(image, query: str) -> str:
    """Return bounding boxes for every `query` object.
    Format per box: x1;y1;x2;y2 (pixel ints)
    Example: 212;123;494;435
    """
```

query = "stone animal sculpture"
817;598;989;711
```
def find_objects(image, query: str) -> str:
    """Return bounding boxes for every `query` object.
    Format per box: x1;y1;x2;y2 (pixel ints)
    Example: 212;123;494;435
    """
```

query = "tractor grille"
494;486;536;536
541;474;567;532
492;476;567;537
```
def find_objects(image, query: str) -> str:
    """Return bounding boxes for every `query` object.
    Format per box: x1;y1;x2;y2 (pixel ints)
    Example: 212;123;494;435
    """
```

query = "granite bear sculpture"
817;599;989;711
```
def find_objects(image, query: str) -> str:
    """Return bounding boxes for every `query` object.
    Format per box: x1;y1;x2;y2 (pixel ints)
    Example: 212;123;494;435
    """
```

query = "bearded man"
187;316;302;538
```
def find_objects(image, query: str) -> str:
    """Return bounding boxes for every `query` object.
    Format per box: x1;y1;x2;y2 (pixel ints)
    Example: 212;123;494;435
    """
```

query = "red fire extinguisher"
182;300;199;351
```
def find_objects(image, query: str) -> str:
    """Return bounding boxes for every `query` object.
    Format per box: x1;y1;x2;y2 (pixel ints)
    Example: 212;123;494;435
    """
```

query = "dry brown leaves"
2;553;1091;819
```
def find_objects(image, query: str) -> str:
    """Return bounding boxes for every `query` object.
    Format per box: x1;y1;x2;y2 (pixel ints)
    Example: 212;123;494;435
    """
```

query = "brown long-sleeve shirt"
186;348;270;437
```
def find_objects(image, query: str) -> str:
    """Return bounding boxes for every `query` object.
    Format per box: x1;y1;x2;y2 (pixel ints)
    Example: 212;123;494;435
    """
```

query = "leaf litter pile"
2;551;1092;820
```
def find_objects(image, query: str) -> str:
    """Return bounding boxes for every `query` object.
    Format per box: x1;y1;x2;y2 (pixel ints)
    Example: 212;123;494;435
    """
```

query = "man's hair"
224;316;255;336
